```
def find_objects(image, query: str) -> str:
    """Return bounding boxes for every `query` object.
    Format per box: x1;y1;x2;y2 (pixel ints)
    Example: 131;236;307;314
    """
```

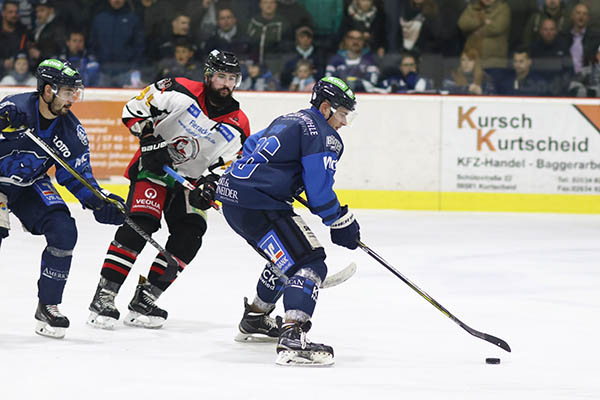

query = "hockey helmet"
204;49;242;87
36;58;84;101
310;76;356;112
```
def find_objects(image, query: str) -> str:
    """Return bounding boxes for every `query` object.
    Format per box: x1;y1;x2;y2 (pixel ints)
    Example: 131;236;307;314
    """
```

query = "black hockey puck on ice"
485;358;501;364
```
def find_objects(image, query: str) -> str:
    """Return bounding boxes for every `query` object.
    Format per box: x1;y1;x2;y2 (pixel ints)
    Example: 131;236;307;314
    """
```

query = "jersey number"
230;136;281;179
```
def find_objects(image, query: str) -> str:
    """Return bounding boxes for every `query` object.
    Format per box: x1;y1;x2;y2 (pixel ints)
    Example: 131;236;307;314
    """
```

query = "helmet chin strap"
41;87;59;117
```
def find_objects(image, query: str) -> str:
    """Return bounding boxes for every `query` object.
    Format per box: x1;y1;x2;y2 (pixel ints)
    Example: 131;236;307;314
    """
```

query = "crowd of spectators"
1;0;600;97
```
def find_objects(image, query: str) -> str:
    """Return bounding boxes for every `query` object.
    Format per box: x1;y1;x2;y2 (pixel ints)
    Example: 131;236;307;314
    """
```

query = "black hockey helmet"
36;58;83;93
204;49;242;87
310;76;356;112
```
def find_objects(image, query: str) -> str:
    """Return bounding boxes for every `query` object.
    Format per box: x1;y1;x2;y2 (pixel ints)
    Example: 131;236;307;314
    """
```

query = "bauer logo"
259;230;294;273
187;104;201;118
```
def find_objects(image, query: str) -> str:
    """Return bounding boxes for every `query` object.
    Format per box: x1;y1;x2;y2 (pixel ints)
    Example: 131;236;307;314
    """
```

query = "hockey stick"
13;127;183;282
162;166;357;289
293;195;511;352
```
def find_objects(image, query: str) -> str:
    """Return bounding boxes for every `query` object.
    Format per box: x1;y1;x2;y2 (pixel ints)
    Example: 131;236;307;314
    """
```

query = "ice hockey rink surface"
1;207;599;400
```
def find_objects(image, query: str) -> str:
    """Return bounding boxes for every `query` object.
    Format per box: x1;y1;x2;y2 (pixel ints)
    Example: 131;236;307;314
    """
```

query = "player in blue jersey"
216;76;361;366
0;59;125;338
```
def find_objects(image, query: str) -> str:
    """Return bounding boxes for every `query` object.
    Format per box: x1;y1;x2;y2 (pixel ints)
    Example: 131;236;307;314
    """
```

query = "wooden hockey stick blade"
322;262;357;288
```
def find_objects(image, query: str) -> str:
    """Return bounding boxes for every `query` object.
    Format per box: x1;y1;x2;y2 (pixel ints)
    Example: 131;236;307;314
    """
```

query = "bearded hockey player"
0;59;126;338
217;77;361;366
87;50;250;330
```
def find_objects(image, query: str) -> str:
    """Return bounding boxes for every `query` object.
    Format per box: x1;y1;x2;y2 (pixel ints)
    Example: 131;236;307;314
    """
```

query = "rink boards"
1;87;599;213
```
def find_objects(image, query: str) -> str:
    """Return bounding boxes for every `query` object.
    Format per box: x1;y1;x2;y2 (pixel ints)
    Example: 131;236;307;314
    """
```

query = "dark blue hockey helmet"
310;76;356;112
36;58;84;101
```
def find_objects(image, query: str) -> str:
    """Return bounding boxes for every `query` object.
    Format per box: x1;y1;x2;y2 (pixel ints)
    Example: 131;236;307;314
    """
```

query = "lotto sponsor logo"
52;136;71;158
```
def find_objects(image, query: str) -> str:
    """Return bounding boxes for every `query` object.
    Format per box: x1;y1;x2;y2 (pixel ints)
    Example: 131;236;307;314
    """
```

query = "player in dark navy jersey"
0;59;125;338
217;76;361;366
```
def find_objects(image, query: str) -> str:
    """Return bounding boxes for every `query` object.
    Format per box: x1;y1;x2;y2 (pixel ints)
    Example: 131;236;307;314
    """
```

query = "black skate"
34;302;70;339
234;297;279;342
124;275;168;329
87;277;122;330
275;318;334;366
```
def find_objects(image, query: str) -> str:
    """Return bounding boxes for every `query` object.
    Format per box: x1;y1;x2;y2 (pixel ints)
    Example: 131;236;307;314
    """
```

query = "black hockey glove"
0;100;27;138
189;174;219;210
140;134;172;175
93;193;126;225
330;205;360;250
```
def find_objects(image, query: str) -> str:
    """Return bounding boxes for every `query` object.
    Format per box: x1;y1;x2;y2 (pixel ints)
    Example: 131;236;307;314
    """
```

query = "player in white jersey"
87;50;250;330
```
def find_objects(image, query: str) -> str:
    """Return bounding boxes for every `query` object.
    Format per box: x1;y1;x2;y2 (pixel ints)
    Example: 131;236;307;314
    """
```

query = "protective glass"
52;86;84;102
331;106;358;127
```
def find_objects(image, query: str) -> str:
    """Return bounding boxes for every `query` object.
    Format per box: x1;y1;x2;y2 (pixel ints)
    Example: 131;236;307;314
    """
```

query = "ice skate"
234;297;279;342
275;319;334;366
124;276;168;329
34;302;70;339
87;277;121;330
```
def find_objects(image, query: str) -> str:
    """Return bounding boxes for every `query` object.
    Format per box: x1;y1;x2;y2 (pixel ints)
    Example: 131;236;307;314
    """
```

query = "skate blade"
86;312;117;330
124;311;165;329
35;321;66;339
234;331;278;343
275;350;334;367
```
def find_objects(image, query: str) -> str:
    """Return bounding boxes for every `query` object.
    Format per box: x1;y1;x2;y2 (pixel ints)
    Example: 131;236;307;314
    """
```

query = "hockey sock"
101;240;139;285
38;246;72;304
282;268;322;320
147;253;186;291
256;263;286;304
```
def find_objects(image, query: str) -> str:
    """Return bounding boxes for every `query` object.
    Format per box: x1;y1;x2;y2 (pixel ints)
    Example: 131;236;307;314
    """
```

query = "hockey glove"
0;101;27;138
330;205;360;250
128;119;154;137
189;174;219;210
93;193;126;225
140;134;172;175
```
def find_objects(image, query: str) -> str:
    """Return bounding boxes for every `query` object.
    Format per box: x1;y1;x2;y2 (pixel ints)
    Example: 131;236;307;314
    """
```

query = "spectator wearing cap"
58;29;100;87
28;0;67;66
340;0;385;56
280;25;326;88
568;44;600;97
203;6;252;60
89;0;145;87
155;37;203;81
0;51;36;86
0;1;28;75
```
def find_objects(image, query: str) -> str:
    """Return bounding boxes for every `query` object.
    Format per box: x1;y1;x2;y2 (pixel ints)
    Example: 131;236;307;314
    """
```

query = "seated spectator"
247;0;294;64
203;5;252;60
458;0;511;70
155;38;203;81
397;0;444;55
442;48;495;94
530;18;571;95
380;52;433;93
288;58;315;91
280;25;326;88
58;30;100;87
0;1;28;75
297;0;344;52
522;0;570;48
28;0;67;66
497;48;550;96
325;27;379;92
0;51;36;86
89;0;144;87
568;45;600;97
157;12;194;62
238;59;278;91
340;0;385;56
566;3;600;75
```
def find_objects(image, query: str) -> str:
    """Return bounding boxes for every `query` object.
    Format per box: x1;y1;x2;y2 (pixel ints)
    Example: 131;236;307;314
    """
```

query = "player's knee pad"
114;215;160;253
282;267;322;321
164;217;207;264
42;210;77;250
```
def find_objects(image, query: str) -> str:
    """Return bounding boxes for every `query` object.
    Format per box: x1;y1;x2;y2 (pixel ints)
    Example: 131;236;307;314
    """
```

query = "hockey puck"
485;358;501;364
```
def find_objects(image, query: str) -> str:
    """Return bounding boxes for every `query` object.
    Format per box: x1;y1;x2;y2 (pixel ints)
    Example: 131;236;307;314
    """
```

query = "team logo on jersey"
76;125;88;146
187;104;201;118
258;230;295;273
0;150;48;184
156;78;172;91
167;136;200;164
